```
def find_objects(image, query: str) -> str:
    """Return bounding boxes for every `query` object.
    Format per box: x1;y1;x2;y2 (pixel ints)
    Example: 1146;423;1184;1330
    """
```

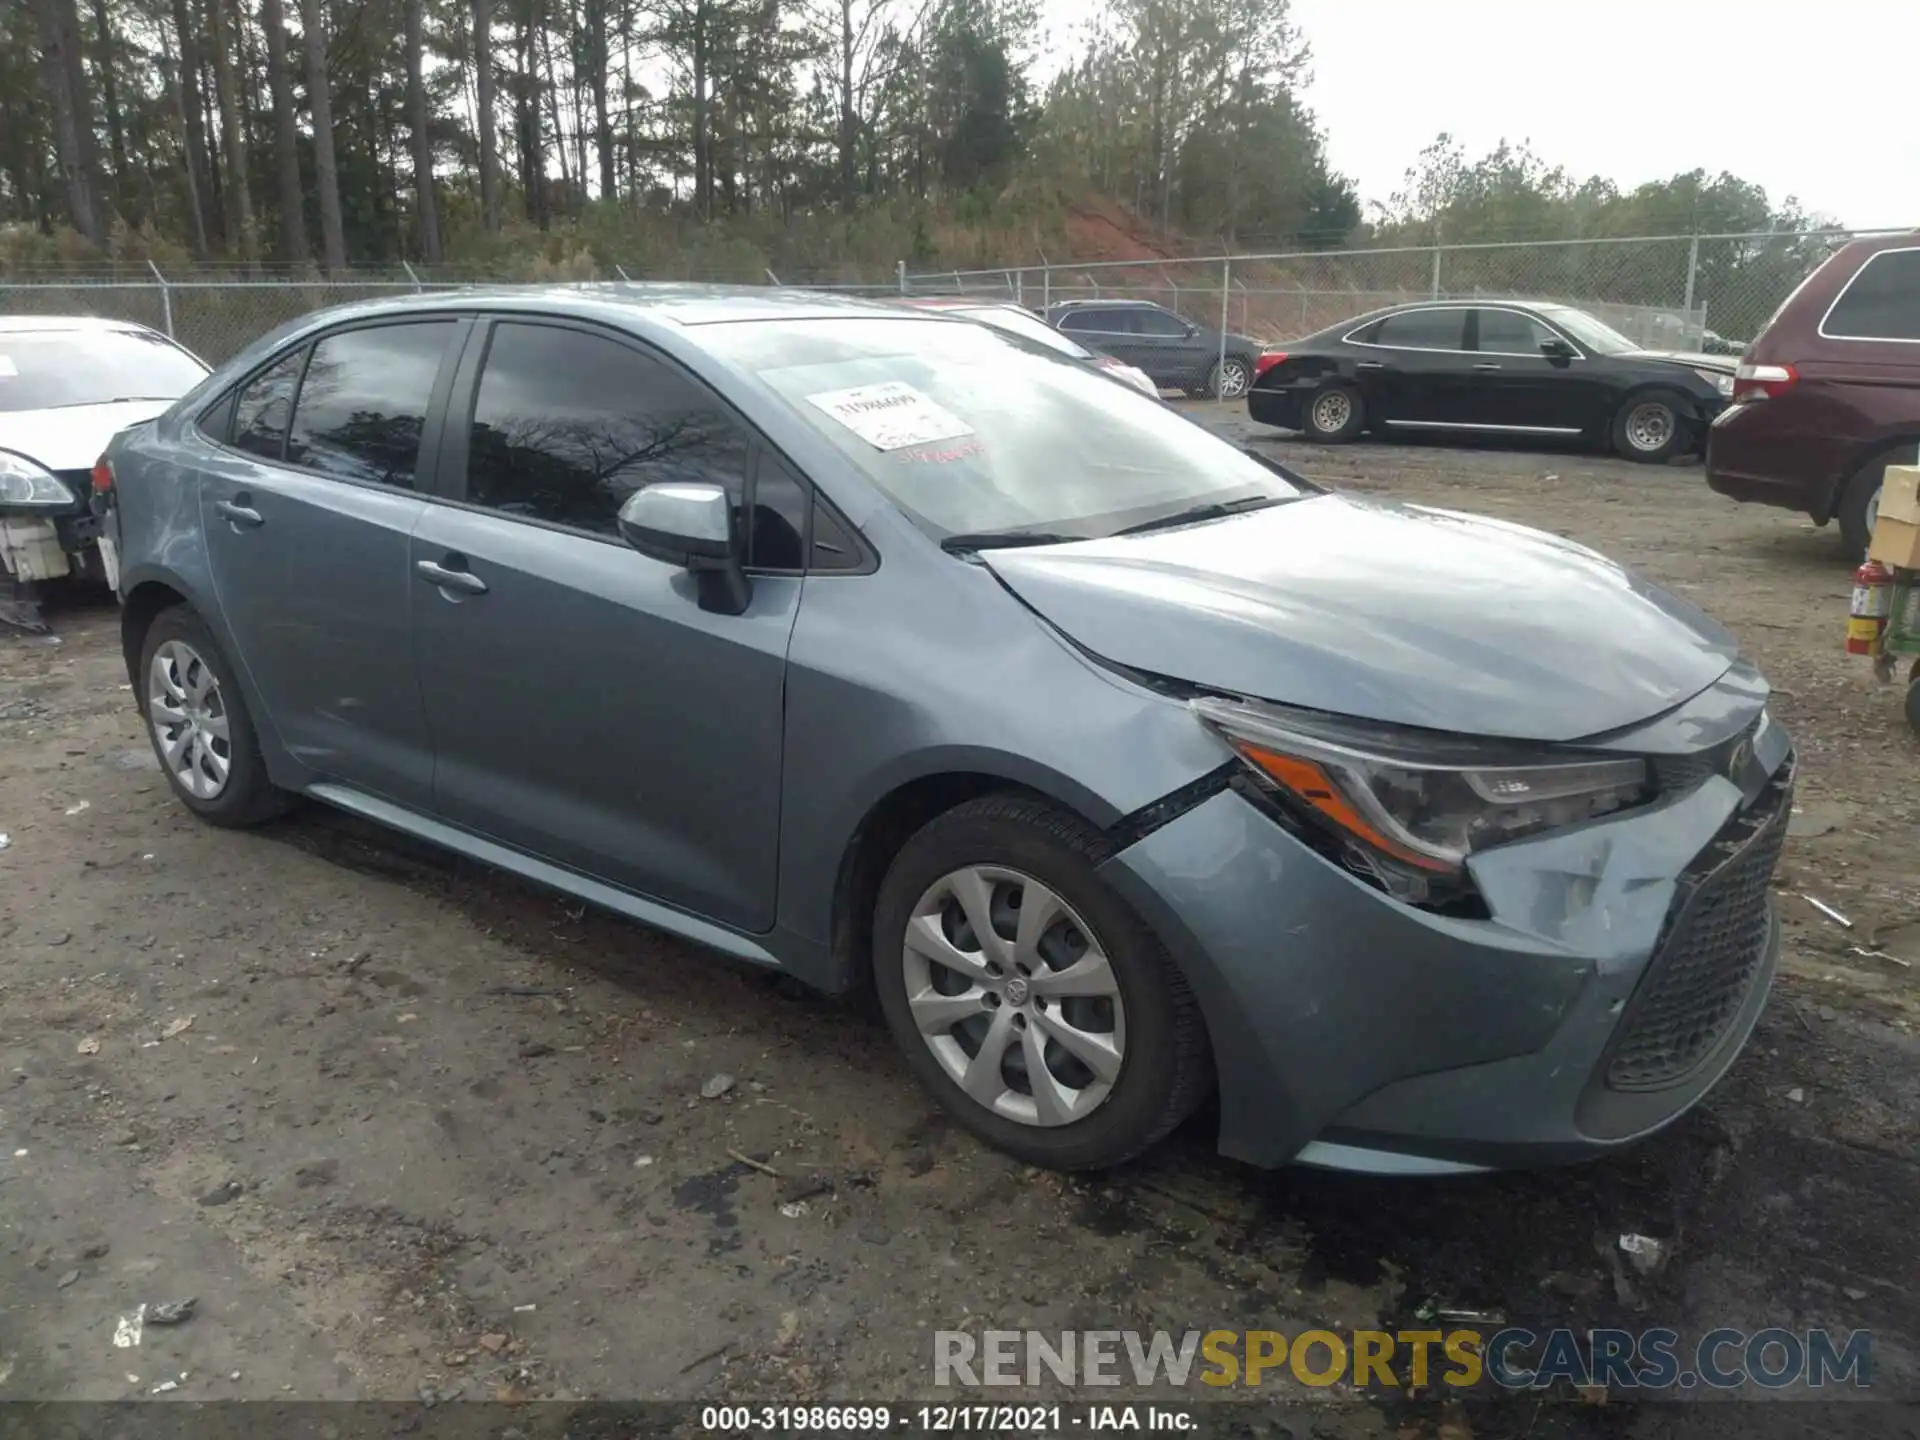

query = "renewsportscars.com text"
933;1327;1874;1392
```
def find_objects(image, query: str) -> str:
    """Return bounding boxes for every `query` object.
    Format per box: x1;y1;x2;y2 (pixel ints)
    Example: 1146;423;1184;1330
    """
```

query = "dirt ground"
1;411;1917;1435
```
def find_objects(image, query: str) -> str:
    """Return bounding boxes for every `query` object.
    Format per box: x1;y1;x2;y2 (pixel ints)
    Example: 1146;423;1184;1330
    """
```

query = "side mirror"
616;482;751;615
1539;336;1575;360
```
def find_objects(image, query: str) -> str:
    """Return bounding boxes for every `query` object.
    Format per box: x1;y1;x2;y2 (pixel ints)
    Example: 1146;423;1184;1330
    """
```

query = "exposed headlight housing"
1695;368;1735;397
1191;696;1652;908
0;451;77;508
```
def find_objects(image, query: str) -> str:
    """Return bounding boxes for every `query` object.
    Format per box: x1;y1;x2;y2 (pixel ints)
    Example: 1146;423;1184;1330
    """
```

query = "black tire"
1837;458;1885;559
1208;357;1252;400
1906;676;1920;738
1302;383;1365;442
137;605;290;828
872;793;1212;1171
1610;389;1689;463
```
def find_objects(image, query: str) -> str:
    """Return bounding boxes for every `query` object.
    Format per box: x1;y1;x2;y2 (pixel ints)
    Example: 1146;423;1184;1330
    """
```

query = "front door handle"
214;498;263;528
1472;362;1502;371
1355;360;1386;371
415;558;488;595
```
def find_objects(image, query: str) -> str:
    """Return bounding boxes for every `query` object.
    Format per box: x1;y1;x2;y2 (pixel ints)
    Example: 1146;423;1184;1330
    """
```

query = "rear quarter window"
1821;248;1920;342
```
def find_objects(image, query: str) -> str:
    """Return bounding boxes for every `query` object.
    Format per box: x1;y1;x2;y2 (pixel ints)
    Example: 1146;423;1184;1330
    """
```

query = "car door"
196;318;465;809
1131;306;1207;389
1462;308;1607;432
1059;308;1146;373
408;317;802;932
1349;307;1472;425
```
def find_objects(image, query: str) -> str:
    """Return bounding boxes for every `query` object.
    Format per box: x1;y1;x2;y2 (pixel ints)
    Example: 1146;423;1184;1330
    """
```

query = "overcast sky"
1041;0;1918;233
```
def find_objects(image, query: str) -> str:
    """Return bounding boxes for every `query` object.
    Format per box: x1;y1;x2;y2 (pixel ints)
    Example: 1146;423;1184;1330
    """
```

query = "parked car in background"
1043;299;1273;399
897;297;1159;397
103;285;1793;1177
0;316;209;630
1247;300;1735;463
1706;232;1920;555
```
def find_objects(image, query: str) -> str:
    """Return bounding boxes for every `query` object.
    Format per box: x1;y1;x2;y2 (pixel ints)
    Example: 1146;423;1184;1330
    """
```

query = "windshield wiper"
1110;494;1288;537
939;530;1082;554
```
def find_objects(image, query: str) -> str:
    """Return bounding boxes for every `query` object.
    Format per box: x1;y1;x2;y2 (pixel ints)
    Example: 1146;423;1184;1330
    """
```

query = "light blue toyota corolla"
99;285;1794;1174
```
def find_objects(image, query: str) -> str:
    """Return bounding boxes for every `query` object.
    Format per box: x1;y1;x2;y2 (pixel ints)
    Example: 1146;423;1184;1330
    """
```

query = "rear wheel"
872;794;1212;1170
1209;357;1251;400
139;606;289;828
1611;390;1688;463
1303;384;1365;442
1837;458;1885;558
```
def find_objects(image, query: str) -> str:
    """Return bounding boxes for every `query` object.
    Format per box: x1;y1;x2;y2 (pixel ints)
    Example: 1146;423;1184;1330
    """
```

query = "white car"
1;316;209;630
898;298;1162;398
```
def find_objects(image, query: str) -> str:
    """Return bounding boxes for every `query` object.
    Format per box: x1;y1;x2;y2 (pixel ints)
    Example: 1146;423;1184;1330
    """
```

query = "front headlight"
1695;369;1735;397
1191;696;1651;906
0;451;77;507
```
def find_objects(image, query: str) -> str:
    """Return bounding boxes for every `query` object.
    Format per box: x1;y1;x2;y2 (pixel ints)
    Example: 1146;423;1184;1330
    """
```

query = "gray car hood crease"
980;493;1739;744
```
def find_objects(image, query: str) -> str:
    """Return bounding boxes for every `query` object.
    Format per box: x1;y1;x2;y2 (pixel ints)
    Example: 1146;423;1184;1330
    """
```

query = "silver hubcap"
148;640;232;800
1215;362;1249;399
1625;402;1674;453
1866;485;1881;536
1311;390;1353;433
902;866;1126;1128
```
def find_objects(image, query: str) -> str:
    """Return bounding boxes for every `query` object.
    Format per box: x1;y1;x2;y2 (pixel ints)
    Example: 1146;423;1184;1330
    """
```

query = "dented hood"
981;494;1738;743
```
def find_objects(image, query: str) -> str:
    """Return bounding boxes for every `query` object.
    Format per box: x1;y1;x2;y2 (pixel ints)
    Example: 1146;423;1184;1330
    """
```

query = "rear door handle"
1472;363;1502;371
1355;360;1387;371
415;558;488;596
214;498;263;528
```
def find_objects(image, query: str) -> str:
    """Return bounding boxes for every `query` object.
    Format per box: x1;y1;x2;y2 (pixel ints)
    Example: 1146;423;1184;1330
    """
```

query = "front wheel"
1611;390;1688;463
872;795;1212;1171
1209;357;1251;400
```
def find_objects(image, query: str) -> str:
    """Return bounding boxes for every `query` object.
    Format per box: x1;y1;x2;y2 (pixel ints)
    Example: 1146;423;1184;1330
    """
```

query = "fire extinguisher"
1848;559;1894;655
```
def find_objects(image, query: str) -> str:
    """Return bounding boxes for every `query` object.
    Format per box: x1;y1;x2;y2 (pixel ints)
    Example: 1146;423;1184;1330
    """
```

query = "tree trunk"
584;0;613;201
692;1;710;220
33;0;106;245
403;0;443;260
299;0;347;269
473;0;500;229
535;18;571;213
260;0;308;262
89;0;135;225
515;1;545;226
165;0;217;252
836;0;854;213
206;0;258;261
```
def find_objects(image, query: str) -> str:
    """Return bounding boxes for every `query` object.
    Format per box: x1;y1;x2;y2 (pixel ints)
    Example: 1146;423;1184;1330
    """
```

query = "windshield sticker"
893;438;985;465
805;381;974;452
0;356;16;379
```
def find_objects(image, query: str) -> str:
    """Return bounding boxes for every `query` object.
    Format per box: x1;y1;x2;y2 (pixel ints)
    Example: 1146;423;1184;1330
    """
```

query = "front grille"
1604;758;1791;1092
1652;715;1760;792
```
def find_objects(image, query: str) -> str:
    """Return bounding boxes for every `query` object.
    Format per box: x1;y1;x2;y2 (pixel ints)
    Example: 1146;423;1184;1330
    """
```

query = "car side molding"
307;782;784;968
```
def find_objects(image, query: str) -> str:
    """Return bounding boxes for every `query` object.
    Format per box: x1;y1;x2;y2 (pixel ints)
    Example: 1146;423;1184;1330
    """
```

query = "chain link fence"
901;229;1882;354
0;230;1882;366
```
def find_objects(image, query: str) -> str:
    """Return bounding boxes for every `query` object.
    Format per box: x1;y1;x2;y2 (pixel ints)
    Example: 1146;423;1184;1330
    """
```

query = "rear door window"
1060;309;1133;335
1822;249;1920;341
1136;308;1190;337
284;321;456;488
229;347;308;461
1370;309;1469;351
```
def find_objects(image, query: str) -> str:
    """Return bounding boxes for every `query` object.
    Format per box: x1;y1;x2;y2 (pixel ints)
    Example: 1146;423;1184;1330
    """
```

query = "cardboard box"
1882;465;1920;525
1869;514;1920;569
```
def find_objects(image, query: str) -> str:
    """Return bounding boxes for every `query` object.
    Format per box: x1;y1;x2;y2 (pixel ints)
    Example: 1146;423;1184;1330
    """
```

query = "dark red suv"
1706;231;1920;554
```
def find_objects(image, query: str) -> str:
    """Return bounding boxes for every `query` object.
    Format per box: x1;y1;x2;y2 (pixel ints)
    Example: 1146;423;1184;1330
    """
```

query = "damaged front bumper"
0;508;116;632
1100;676;1794;1173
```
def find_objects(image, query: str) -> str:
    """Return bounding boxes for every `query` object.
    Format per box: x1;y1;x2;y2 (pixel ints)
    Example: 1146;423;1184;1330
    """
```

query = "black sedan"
1248;301;1736;463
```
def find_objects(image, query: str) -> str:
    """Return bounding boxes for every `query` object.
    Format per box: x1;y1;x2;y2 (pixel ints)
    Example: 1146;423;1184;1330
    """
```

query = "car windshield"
707;317;1301;541
956;306;1095;361
1537;306;1638;356
0;328;208;412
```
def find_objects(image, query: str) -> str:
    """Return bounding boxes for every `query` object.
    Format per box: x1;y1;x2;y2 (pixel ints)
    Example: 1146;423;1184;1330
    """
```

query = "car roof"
1048;298;1165;310
269;282;923;331
0;314;156;335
